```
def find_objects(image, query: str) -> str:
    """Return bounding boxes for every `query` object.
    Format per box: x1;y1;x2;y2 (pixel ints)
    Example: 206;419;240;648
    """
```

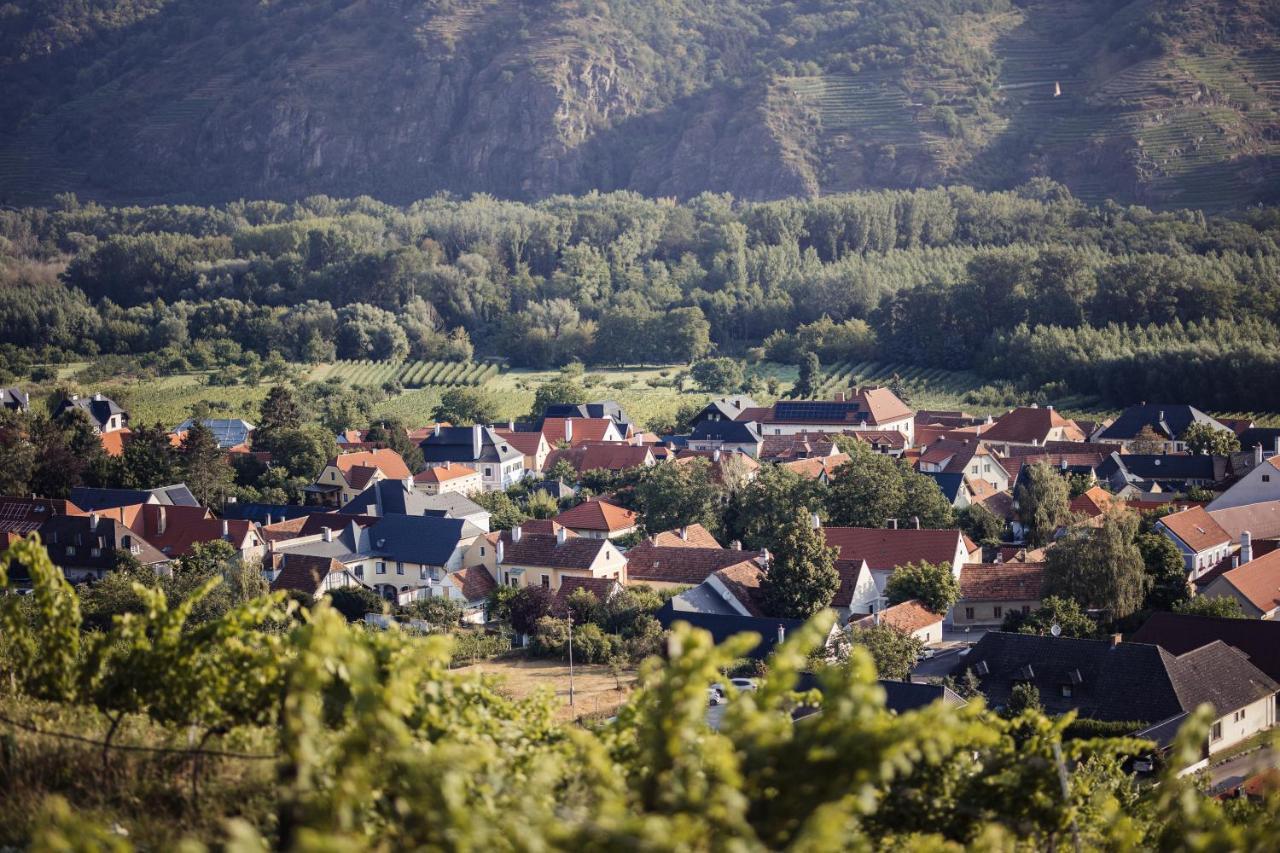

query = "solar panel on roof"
775;401;863;421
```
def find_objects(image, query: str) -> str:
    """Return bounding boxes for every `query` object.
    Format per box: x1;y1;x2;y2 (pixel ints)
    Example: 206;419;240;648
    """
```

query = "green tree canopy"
1015;461;1072;547
759;509;839;619
885;561;960;613
1044;508;1149;620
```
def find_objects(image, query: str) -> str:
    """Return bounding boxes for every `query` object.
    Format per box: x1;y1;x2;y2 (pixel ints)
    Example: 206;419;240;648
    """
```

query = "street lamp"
567;609;576;711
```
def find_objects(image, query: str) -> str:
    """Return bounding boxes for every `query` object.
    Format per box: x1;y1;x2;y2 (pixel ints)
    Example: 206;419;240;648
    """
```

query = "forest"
4;184;1280;407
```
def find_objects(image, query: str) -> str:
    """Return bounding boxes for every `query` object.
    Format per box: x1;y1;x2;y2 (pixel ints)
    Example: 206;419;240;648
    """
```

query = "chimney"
496;539;505;564
759;548;771;567
1232;556;1239;569
434;423;441;437
89;512;98;531
508;419;515;431
730;539;742;550
1274;437;1280;456
221;519;230;539
834;391;846;403
265;513;273;527
1241;530;1253;565
1257;444;1265;466
322;526;333;543
472;424;483;461
556;526;567;545
1111;633;1123;647
93;393;103;401
888;518;898;529
777;623;786;644
512;525;522;543
810;512;822;530
679;526;689;540
157;505;167;535
912;515;920;530
564;419;573;443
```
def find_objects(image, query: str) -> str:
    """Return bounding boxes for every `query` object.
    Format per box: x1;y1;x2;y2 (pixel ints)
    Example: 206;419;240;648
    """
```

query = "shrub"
326;587;387;621
400;596;463;627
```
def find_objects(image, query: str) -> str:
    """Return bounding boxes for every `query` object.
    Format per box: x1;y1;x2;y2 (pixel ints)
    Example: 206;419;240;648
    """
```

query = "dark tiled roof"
711;561;767;617
366;515;481;565
1097;453;1221;482
690;419;762;443
625;541;760;585
1239;428;1280;452
543;401;629;423
1132;612;1280;683
70;484;198;510
0;496;85;534
1097;404;1227;441
655;603;805;660
38;515;169;570
822;527;967;571
419;427;522;465
222;503;331;524
499;530;610;570
923;472;965;502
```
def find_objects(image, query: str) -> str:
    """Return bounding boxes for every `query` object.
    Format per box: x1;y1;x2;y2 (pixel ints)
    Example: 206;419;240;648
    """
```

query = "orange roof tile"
99;428;133;457
979;406;1084;444
851;599;943;634
651;523;721;548
541;417;619;446
414;463;479;484
959;563;1046;602
330;449;411;480
1159;506;1231;552
554;498;638;533
1215;549;1280;614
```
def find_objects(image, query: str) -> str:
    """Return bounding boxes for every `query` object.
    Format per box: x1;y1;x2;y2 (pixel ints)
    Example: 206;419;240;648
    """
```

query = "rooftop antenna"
1050;623;1062;637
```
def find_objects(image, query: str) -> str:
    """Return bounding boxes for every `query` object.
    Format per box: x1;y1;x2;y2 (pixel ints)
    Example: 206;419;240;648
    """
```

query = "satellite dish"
1050;623;1062;637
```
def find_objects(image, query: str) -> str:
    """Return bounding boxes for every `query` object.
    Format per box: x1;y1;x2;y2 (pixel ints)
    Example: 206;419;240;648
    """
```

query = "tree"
525;489;560;519
1182;422;1240;456
836;623;923;680
118;422;180;489
365;418;425;472
958;502;1004;545
1139;532;1190;612
1130;425;1166;455
1015;462;1072;547
530;375;588;419
1173;596;1247;619
433;387;500;426
885;561;960;613
258;385;302;435
327;586;386;621
794;351;820;398
180;421;234;507
401;596;462;626
723;464;822;550
899;466;956;529
508;586;554;636
255;425;333;481
759;509;840;619
1002;595;1098;638
1004;683;1042;718
28;416;88;498
633;459;722;535
825;444;905;528
472;490;530;530
1044;508;1149;620
690;357;745;393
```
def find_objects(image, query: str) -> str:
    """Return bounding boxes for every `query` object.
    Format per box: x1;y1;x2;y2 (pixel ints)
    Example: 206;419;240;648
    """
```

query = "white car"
708;688;723;706
918;648;937;661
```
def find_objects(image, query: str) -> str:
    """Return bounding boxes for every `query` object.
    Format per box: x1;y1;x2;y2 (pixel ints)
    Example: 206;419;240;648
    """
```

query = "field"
309;359;500;388
457;656;637;722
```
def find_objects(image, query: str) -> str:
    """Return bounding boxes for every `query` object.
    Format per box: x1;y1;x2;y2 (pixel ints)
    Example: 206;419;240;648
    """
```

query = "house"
55;393;128;434
821;525;975;613
220;503;334;525
530;479;576;503
540;417;626;446
306;449;413;508
0;496;86;544
260;512;378;545
70;484;199;511
649;523;721;548
172;418;255;449
267;553;367;597
1207;501;1280;559
1093;404;1231;453
465;524;627;591
419;425;525;492
35;512;169;582
1096;452;1226;492
439;565;499;623
624;540;763;590
338;480;490;530
413;461;482;496
1199;548;1280;619
686;419;763;458
849;599;944;644
1155;506;1232;578
549;575;624;617
656;603;808;660
128;504;264;561
687;396;758;430
954;562;1046;628
1132;611;1280;683
553;498;639;540
954;632;1278;758
542;443;655;475
270;514;486;602
978;405;1085;448
1069;486;1118;520
493;427;551;473
674;448;760;486
780;453;851;483
663;559;773;618
543;401;631;431
1238;429;1280;459
1209;456;1280;511
0;387;29;413
917;439;1011;492
922;472;975;509
736;387;914;442
758;432;845;463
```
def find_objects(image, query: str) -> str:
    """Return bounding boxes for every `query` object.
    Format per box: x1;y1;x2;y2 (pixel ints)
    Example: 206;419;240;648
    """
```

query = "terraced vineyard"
309;360;500;388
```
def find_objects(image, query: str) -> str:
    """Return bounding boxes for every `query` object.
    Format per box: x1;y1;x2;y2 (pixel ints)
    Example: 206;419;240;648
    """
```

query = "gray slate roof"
173;418;255;448
419;426;523;465
70;484;199;511
338;480;488;524
1096;404;1227;441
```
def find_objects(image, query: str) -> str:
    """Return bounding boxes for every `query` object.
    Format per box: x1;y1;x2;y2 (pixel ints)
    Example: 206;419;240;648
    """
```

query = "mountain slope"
1;0;1277;208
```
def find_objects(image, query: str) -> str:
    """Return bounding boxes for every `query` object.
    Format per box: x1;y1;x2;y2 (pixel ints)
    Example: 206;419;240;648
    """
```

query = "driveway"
1208;745;1277;794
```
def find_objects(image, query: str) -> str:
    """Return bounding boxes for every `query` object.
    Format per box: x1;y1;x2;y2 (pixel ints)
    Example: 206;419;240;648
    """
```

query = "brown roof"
414;463;479;484
960;563;1046;602
499;529;611;570
541;418;620;445
651;523;721;548
543;445;654;473
995;545;1048;564
549;575;620;616
134;504;257;558
270;553;347;595
493;429;546;458
1209;500;1280;541
1069;486;1118;518
781;454;851;480
713;561;766;617
822;527;966;571
743;387;912;427
260;513;378;544
979;407;1084;444
330;449;412;483
1214;550;1280;614
450;566;497;602
851;599;943;634
758;433;842;462
978;490;1017;521
554;499;638;533
1160;506;1231;552
0;496;86;534
625;541;760;586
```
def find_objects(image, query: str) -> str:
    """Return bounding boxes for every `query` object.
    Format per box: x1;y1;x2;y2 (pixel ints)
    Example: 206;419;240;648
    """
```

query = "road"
1208;745;1277;794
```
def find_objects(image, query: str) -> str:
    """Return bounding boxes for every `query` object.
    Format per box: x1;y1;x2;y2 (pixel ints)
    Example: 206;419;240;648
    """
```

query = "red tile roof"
450;566;497;602
959;563;1046;602
134;504;258;558
543;445;654;473
330;449;412;482
822;527;967;571
1159;506;1231;552
100;428;133;457
1213;550;1280;614
1209;500;1280;541
499;529;612;570
549;575;620;616
625;542;759;586
554;498;638;533
0;496;86;534
414;462;479;484
269;553;347;595
850;599;943;634
493;429;546;459
650;524;721;548
713;561;766;617
1069;486;1118;518
978;407;1084;444
781;454;851;480
541;417;620;445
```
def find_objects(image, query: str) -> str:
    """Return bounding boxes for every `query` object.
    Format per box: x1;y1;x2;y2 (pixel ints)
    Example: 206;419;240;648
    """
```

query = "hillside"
1;0;1278;209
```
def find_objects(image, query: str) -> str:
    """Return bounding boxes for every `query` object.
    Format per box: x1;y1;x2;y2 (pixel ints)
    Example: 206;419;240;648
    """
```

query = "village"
4;379;1279;797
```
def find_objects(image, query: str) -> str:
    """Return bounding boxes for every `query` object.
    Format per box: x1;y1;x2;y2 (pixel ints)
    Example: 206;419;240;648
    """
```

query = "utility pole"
567;609;576;712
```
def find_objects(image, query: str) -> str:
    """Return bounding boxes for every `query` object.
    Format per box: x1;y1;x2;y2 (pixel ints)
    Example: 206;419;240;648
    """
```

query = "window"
354;565;364;577
541;574;550;589
1022;605;1031;614
66;546;76;556
396;562;404;575
484;466;492;476
1211;721;1223;741
1264;474;1272;483
1061;686;1072;698
420;567;428;580
964;607;974;620
480;547;486;556
376;562;386;575
90;548;101;557
331;472;337;481
993;606;1003;618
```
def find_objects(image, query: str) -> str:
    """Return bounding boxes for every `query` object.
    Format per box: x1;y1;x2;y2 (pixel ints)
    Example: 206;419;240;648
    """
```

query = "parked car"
917;648;936;661
708;688;722;706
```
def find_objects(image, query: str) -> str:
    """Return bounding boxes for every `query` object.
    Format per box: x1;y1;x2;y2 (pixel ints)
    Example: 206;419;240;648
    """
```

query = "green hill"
1;0;1277;209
